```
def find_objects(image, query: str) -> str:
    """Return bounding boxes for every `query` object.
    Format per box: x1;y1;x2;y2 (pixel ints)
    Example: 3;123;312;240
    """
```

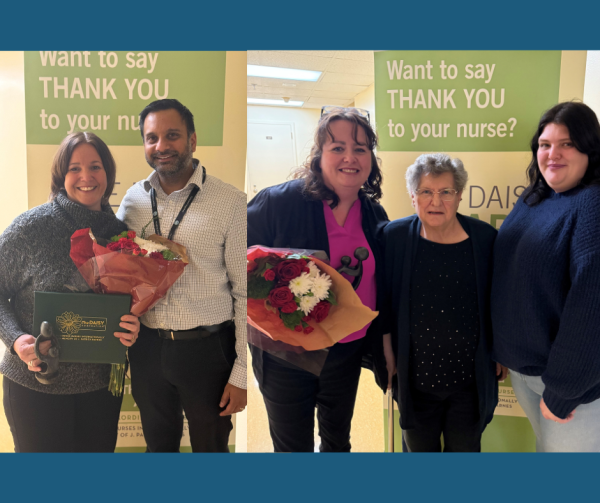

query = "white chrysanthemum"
134;237;168;254
298;295;319;316
288;272;312;296
310;273;332;301
307;261;320;279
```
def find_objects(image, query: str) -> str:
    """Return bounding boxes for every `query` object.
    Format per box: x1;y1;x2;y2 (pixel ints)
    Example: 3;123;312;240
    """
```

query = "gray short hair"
405;153;468;194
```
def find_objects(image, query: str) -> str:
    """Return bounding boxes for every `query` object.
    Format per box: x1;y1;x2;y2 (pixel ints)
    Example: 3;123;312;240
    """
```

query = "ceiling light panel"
247;65;322;82
247;98;305;107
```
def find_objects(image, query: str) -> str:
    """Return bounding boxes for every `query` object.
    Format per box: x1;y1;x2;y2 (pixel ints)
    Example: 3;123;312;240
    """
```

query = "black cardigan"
247;179;389;389
382;213;499;431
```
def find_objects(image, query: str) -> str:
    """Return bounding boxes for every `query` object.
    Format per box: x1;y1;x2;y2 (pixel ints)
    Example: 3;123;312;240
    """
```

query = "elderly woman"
0;132;140;452
247;106;389;452
382;153;502;452
492;102;600;452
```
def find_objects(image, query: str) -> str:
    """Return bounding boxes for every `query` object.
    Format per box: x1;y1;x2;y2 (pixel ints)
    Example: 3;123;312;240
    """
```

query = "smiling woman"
0;131;141;452
492;102;600;452
247;106;389;452
382;153;502;452
63;143;108;211
50;132;116;209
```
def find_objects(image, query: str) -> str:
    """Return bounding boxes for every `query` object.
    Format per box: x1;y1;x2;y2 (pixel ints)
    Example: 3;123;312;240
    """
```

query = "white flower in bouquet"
307;261;320;279
298;294;319;316
134;236;169;254
289;272;312;296
310;273;332;301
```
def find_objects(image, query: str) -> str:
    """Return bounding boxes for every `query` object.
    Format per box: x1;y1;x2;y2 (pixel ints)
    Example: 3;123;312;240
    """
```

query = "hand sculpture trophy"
34;321;60;384
336;247;369;291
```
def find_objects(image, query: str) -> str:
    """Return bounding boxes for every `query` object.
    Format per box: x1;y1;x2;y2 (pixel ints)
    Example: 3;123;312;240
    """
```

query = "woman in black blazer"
247;107;389;452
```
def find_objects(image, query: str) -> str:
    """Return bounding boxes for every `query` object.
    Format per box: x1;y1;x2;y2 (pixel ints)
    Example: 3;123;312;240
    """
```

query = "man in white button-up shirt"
117;99;246;452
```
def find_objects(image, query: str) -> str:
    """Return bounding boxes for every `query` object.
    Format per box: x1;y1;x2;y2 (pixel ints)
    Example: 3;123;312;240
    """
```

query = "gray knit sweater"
0;193;127;394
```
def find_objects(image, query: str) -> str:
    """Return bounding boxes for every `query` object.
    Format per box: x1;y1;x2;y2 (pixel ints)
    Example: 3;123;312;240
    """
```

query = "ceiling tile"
334;51;375;63
327;58;374;76
307;97;352;106
249;51;331;72
321;73;373;86
310;89;358;100
314;82;369;94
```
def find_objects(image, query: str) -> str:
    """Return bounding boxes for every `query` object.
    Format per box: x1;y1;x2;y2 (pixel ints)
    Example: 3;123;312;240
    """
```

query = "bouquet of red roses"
247;246;377;352
69;228;189;395
70;228;188;317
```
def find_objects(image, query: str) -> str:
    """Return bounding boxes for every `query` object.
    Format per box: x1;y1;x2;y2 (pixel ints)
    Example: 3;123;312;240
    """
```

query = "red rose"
264;269;276;281
132;248;141;256
303;326;314;334
275;259;305;282
312;301;331;323
149;251;166;261
268;286;294;308
280;301;298;314
301;315;312;322
127;230;136;239
141;249;148;256
294;325;302;332
107;242;120;251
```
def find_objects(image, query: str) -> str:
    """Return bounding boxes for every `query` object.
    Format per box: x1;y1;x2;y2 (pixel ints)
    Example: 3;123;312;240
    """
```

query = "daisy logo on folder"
56;312;108;335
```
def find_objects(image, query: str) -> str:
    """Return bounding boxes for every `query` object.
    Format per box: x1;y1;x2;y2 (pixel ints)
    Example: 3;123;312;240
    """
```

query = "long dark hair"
49;132;116;205
292;108;383;208
522;102;600;205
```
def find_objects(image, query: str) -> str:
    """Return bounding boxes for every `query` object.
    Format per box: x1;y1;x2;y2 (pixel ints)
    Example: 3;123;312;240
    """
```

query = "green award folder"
33;291;131;364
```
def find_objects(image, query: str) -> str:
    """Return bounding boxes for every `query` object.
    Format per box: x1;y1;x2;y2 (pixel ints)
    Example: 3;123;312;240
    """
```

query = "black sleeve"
247;188;274;248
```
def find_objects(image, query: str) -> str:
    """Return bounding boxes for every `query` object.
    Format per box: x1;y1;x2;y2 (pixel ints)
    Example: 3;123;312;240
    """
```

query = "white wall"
247;106;320;167
0;52;28;233
584;51;600;118
354;84;375;124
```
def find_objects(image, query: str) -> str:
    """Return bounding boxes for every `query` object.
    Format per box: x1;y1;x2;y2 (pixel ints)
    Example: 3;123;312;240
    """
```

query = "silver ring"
28;360;34;366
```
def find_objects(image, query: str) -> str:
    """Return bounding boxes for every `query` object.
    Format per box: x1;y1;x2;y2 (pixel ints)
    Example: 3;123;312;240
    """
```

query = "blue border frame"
2;1;600;49
2;1;600;499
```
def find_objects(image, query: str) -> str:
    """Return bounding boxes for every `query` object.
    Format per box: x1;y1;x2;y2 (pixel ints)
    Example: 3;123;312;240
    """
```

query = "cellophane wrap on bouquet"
68;228;189;395
247;245;378;375
70;228;188;317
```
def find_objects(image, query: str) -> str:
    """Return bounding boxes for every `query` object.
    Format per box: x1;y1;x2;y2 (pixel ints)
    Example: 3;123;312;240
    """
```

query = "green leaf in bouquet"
110;235;120;242
280;309;303;331
161;249;176;261
252;254;283;277
326;290;337;306
140;218;153;239
248;274;275;299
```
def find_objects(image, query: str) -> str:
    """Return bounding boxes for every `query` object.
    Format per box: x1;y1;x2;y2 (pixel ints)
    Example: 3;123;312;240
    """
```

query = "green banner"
24;51;226;146
375;51;561;151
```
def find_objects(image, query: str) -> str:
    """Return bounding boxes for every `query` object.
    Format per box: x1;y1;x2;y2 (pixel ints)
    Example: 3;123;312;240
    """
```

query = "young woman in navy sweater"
492;102;600;452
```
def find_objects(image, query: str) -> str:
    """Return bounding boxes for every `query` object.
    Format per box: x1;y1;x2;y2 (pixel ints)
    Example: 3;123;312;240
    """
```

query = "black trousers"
128;323;235;452
259;338;364;452
402;381;482;452
3;377;122;452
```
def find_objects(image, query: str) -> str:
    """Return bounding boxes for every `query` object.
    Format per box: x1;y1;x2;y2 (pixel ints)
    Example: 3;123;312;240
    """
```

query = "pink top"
323;199;376;343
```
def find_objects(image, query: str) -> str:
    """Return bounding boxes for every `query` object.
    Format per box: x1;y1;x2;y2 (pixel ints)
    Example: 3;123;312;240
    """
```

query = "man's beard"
146;141;194;179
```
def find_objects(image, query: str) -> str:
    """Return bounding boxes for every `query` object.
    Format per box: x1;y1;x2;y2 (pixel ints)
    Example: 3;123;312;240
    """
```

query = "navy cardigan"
382;214;499;431
247;179;389;389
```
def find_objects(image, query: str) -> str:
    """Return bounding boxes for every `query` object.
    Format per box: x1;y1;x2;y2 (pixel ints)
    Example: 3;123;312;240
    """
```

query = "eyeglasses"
414;188;459;202
320;106;370;123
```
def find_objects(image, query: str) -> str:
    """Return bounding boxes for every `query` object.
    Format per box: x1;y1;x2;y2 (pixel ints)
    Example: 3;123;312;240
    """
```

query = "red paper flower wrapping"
247;245;378;351
70;228;189;316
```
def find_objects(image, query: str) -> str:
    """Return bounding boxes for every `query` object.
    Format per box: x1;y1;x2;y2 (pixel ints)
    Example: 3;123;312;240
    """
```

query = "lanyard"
150;167;205;241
